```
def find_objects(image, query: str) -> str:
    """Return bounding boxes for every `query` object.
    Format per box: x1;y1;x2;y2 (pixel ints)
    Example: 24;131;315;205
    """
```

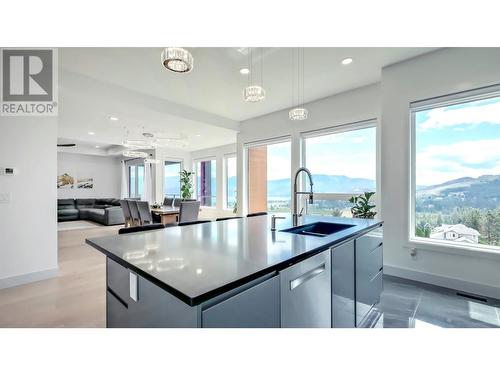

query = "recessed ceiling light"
95;145;100;148
88;131;95;135
239;67;250;75
195;134;201;137
341;57;353;65
109;116;119;121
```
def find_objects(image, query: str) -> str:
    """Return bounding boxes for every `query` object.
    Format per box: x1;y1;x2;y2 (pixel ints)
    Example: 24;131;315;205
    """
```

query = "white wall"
190;143;237;219
238;83;381;215
57;152;121;199
381;48;500;299
0;117;58;288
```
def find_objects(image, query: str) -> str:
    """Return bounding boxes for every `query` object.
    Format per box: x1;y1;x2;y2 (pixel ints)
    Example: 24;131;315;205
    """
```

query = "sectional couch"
57;198;125;226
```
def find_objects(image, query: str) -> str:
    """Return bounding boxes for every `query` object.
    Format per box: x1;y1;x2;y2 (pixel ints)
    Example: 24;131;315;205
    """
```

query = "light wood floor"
0;224;120;328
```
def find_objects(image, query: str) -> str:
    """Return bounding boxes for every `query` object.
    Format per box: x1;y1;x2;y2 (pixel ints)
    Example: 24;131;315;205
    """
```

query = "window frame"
163;158;183;199
300;120;378;215
408;84;500;253
193;157;217;208
224;153;237;210
244;135;292;214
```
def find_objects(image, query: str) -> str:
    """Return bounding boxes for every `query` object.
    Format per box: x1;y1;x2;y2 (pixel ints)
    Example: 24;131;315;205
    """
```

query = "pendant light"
289;48;308;121
161;47;194;73
123;150;149;158
243;48;266;102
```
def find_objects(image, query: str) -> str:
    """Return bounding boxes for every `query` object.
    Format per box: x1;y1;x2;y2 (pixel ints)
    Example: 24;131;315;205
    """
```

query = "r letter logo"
1;48;58;116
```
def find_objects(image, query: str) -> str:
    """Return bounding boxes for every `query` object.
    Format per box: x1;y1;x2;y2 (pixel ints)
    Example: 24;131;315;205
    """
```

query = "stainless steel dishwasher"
280;251;332;328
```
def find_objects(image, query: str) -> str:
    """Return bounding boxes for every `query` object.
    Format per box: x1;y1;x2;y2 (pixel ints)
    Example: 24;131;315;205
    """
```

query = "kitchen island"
86;214;383;328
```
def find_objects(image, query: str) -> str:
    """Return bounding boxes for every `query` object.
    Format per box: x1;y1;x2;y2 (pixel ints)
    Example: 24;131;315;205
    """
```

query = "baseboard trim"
0;268;58;290
384;264;500;300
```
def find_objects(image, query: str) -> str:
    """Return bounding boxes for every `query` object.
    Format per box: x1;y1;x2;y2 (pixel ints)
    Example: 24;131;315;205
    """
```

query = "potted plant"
180;169;195;200
151;202;162;209
348;192;377;219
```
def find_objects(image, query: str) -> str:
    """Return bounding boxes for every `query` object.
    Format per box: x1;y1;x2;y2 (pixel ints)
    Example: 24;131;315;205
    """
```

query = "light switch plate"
0;192;12;203
129;272;138;301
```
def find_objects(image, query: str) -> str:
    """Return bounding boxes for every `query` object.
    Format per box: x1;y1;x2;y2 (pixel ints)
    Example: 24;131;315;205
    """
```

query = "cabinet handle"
290;263;326;290
129;272;138;302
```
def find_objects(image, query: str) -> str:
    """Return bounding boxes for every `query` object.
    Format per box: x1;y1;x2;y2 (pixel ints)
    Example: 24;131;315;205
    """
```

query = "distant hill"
266;174;375;197
416;174;500;212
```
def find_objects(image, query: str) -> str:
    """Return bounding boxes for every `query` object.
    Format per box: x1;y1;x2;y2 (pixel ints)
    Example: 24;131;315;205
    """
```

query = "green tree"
416;221;431;238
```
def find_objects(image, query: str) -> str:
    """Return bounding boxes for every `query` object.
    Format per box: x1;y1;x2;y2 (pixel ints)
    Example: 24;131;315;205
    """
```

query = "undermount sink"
280;221;355;237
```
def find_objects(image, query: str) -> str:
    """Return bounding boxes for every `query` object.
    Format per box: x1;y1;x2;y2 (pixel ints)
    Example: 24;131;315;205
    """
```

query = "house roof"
432;224;480;236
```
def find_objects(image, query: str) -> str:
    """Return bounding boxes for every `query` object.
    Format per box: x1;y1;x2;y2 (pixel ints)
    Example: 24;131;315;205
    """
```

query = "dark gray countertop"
86;214;382;306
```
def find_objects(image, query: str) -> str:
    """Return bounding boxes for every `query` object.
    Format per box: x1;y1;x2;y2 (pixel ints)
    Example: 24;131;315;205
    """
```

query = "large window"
303;124;377;217
247;139;291;213
129;164;144;199
196;159;216;207
411;88;500;251
164;160;182;198
225;155;237;210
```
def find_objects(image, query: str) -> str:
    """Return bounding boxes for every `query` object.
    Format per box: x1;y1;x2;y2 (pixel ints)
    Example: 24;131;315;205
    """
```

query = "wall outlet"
0;167;17;176
409;247;417;258
0;192;12;203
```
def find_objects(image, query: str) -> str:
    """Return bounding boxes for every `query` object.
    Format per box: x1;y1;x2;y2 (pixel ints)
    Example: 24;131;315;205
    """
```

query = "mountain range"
165;174;376;198
416;174;500;211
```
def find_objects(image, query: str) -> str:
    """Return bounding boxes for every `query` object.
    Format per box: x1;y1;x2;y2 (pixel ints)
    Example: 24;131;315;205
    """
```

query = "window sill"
406;237;500;261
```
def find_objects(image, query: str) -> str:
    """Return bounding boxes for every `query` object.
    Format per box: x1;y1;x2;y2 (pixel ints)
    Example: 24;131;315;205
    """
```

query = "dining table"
150;206;180;225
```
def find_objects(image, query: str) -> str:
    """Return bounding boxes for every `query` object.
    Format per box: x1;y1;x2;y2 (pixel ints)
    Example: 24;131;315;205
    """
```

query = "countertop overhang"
86;214;382;306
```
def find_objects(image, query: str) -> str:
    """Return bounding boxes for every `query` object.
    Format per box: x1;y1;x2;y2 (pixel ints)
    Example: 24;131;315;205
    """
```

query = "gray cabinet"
280;251;331;328
106;257;280;328
331;240;355;328
355;225;383;326
127;272;198;328
202;275;280;328
106;258;198;328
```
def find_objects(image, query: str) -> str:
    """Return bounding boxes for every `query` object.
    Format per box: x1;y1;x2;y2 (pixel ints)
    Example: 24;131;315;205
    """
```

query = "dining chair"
119;200;132;227
216;217;243;221
247;212;268;217
127;200;141;226
178;200;201;224
163;197;174;207
178;220;211;227
118;223;165;234
137;200;153;225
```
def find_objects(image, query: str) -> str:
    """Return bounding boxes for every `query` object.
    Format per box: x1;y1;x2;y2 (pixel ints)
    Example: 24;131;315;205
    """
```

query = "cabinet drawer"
202;275;280;328
356;229;383;255
106;290;129;328
357;244;383;281
357;270;383;308
107;258;130;303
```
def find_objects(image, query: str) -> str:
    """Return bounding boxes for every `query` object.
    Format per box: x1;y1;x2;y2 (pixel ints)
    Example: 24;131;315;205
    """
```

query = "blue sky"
265;128;377;181
415;96;500;185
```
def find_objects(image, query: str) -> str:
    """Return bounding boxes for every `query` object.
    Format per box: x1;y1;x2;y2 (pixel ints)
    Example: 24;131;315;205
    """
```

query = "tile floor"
372;275;500;328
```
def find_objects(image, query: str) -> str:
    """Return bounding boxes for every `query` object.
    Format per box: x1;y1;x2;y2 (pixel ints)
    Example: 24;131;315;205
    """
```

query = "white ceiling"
58;47;437;152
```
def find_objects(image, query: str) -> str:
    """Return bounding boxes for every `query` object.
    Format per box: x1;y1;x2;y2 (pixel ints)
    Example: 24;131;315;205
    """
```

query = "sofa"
57;198;125;226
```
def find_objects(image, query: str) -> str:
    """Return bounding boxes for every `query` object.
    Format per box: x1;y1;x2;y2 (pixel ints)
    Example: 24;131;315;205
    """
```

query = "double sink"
281;221;355;237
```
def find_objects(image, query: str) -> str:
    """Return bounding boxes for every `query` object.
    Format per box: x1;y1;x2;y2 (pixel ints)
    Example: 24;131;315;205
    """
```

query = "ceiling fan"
57;143;76;147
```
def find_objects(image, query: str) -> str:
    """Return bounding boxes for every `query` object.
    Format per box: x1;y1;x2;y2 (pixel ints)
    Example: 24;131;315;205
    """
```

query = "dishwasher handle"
289;263;326;290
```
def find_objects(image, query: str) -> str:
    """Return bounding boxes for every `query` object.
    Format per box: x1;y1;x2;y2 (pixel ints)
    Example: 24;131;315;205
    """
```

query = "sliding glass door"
129;164;144;199
164;160;182;198
196;159;217;207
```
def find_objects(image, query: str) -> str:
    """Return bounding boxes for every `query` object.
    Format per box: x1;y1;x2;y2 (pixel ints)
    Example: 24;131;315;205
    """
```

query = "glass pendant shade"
161;47;193;73
122;140;155;149
243;85;266;102
289;107;308;121
122;150;149;158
